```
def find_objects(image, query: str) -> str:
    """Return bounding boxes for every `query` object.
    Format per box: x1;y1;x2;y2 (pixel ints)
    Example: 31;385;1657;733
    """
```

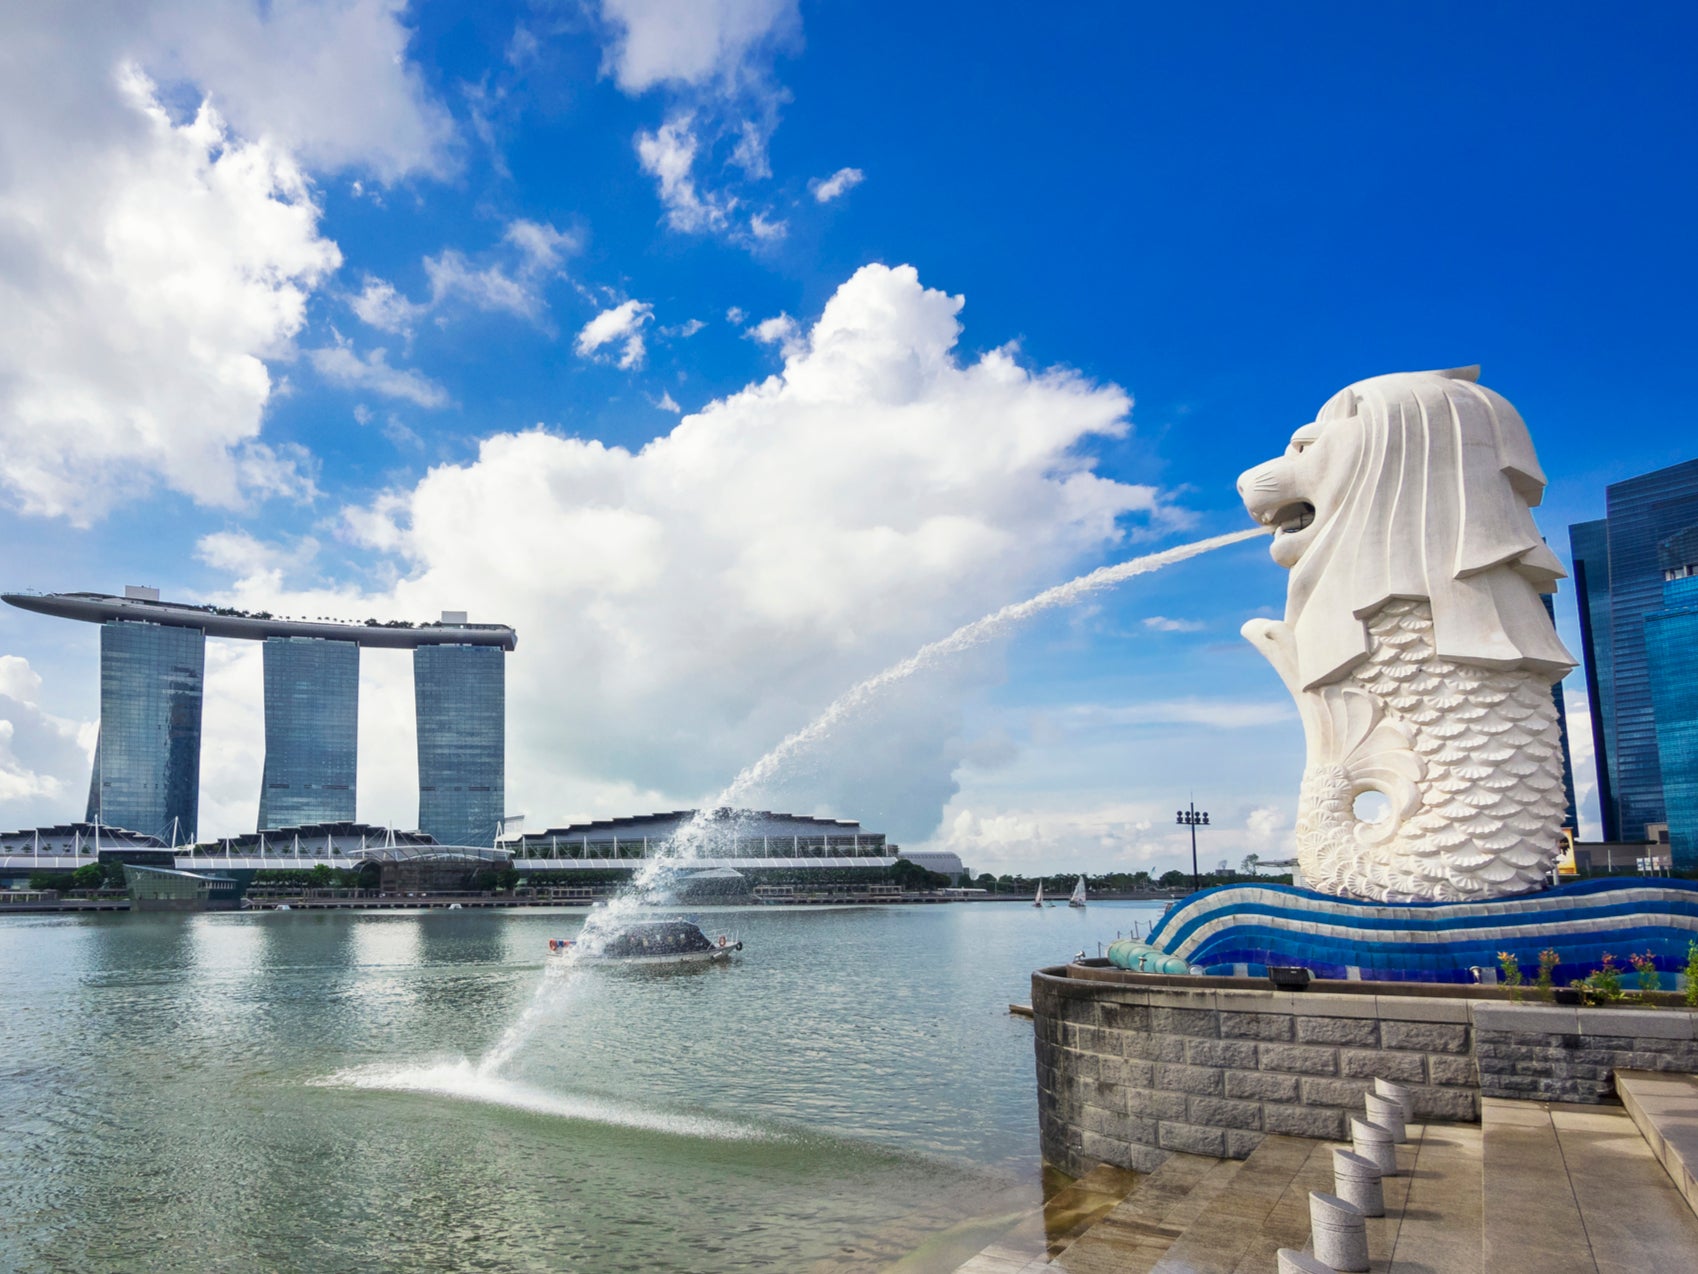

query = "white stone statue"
1237;367;1576;902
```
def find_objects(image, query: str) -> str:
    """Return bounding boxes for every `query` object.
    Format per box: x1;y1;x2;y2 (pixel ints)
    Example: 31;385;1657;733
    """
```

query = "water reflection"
0;901;1165;1272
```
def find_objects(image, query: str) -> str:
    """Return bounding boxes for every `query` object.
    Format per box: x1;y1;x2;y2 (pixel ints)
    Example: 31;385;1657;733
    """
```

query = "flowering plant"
1629;951;1661;997
1498;951;1524;1002
1536;948;1559;1001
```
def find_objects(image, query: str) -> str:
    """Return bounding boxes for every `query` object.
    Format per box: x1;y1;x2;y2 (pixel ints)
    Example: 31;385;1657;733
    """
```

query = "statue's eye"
1292;442;1308;454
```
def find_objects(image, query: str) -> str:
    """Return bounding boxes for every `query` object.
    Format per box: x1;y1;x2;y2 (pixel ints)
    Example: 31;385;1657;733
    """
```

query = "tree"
1157;869;1190;889
1241;853;1261;876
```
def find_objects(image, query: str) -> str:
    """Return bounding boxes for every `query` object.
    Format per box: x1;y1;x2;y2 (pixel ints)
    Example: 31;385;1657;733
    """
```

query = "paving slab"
1383;1123;1482;1274
1617;1069;1698;1219
1549;1103;1698;1274
1481;1098;1595;1274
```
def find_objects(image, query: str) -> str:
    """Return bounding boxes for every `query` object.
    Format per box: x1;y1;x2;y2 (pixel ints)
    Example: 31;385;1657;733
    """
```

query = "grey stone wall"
1474;1004;1698;1103
1033;968;1698;1178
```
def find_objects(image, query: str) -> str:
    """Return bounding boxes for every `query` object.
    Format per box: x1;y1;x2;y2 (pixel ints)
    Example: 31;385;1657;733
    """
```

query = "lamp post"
1176;802;1210;893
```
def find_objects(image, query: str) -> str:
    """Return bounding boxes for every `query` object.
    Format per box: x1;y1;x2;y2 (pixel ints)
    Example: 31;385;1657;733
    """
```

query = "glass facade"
414;644;505;846
258;637;359;830
1569;519;1617;838
1569;460;1698;841
1646;555;1698;871
86;621;204;843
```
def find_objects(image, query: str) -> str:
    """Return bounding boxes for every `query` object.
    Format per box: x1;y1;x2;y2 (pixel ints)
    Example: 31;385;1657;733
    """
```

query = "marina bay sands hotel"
1;588;516;847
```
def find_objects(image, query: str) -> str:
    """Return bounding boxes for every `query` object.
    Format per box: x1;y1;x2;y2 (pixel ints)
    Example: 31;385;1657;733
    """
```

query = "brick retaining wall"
1033;966;1698;1177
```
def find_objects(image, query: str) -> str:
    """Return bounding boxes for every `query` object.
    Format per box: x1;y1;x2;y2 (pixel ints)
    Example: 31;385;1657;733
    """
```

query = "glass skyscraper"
1646;530;1698;870
259;637;359;830
86;621;204;843
414;644;505;846
1570;458;1698;847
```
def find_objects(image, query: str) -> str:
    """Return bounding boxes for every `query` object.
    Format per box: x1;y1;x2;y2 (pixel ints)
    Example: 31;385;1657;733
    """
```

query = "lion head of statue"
1236;366;1575;690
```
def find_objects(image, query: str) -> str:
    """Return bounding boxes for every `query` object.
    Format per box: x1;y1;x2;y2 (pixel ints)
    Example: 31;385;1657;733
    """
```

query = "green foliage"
1498;951;1523;1002
889;858;950;890
1536;948;1559;1001
69;863;104;891
1572;953;1625;1005
1687;941;1698;1008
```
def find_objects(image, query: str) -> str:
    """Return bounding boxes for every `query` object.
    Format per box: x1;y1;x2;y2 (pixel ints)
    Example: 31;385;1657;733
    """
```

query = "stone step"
1480;1095;1698;1273
1617;1069;1698;1219
949;1163;1139;1273
1143;1134;1319;1273
1040;1151;1242;1272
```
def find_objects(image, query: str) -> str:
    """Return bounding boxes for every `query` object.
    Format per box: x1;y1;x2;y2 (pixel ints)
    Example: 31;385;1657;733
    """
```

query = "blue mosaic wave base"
1145;878;1698;984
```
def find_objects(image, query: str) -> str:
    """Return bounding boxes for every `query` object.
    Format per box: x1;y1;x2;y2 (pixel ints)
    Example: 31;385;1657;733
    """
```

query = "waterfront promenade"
952;1090;1698;1272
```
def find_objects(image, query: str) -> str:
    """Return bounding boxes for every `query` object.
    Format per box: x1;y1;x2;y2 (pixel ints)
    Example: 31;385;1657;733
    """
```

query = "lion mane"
1275;366;1575;690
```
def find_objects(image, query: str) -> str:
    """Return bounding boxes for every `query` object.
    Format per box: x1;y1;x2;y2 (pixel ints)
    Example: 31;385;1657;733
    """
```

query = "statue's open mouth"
1271;501;1315;536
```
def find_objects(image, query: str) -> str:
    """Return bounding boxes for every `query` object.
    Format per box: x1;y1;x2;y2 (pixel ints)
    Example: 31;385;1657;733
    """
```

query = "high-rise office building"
1646;529;1698;870
1570;458;1698;847
259;637;360;830
86;620;205;843
415;644;505;846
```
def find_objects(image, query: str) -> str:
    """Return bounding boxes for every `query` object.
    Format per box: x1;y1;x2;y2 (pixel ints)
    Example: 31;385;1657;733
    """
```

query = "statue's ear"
1434;365;1481;382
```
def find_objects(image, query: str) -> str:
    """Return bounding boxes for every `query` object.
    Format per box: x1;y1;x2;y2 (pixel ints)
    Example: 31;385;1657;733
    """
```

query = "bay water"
1;900;1164;1273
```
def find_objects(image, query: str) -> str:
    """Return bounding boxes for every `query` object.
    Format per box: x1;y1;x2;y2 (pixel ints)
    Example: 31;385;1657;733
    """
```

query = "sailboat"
1033;881;1046;908
1069;877;1087;908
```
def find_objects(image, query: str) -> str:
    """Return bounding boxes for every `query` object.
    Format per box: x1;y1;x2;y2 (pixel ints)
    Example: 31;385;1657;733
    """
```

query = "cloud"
192;263;1175;840
596;0;800;93
1142;615;1206;633
351;277;430;336
503;218;580;273
0;657;93;816
423;251;540;320
1244;805;1291;851
0;60;340;523
810;166;864;203
307;344;451;409
606;0;801;246
745;313;802;356
351;218;578;334
1060;699;1294;730
195;530;320;579
575;299;654;369
137;0;457;182
652;391;682;413
635;115;732;234
309;343;451;407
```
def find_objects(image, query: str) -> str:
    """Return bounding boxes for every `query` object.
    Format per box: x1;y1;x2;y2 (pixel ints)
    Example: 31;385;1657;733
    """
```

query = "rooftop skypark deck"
1;590;518;650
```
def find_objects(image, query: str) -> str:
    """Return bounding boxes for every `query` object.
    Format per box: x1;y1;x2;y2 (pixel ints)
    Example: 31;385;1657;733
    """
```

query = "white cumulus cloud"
0;1;457;525
191;263;1175;841
0;64;340;523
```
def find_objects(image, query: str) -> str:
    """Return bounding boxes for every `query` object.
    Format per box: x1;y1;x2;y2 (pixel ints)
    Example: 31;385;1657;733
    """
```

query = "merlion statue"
1236;367;1576;902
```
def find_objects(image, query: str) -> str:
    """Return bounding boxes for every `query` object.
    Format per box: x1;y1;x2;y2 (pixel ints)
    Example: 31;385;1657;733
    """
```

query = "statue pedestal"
1145;879;1698;985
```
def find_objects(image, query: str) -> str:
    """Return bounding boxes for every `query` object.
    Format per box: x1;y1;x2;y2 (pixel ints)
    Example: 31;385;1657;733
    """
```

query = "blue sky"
1;2;1693;872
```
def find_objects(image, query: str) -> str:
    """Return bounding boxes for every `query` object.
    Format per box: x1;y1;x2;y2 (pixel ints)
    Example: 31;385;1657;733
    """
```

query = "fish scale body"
1297;598;1567;902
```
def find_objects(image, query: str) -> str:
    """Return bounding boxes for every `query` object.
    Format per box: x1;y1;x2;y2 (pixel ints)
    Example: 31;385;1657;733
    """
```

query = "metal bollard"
1332;1147;1386;1217
1364;1092;1407;1143
1374;1076;1413;1121
1351;1117;1399;1176
1309;1192;1370;1272
1277;1248;1333;1274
